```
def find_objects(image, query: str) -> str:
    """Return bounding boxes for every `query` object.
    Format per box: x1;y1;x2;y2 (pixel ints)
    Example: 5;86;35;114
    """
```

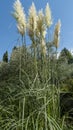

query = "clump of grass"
1;0;73;130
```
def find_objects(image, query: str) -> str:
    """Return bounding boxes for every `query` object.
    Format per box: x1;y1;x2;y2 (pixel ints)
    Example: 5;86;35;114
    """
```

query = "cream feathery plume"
13;0;26;35
53;20;61;48
45;3;52;27
36;9;47;38
28;2;37;38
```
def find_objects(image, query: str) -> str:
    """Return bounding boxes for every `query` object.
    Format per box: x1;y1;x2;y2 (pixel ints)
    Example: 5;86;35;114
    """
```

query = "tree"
3;51;8;63
59;48;73;64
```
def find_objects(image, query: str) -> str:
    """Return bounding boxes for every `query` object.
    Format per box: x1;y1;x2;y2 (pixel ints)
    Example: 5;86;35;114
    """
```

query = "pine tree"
3;51;8;62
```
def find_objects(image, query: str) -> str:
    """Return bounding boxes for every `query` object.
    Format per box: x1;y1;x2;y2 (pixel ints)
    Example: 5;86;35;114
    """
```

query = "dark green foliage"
13;46;17;50
59;48;73;64
2;51;8;62
60;93;73;122
57;48;73;91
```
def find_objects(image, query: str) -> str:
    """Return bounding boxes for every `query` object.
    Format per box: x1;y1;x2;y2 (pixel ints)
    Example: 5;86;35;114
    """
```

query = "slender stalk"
22;97;25;130
55;47;60;120
52;82;55;118
24;34;27;60
51;56;55;119
19;100;21;129
44;96;48;130
33;38;37;75
40;36;44;74
24;33;26;48
19;37;22;80
19;35;24;80
48;47;51;82
56;48;60;119
22;35;24;46
32;117;35;130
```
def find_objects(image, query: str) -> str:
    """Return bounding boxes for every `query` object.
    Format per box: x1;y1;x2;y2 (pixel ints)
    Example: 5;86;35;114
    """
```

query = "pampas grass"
1;1;72;130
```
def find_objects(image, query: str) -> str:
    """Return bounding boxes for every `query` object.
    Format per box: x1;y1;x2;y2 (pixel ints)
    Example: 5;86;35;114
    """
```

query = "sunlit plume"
53;20;61;48
45;3;52;27
36;9;47;38
13;0;26;36
28;2;37;39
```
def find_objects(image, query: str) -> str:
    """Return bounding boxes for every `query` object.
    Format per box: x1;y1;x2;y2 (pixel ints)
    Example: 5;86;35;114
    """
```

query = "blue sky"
0;0;73;60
